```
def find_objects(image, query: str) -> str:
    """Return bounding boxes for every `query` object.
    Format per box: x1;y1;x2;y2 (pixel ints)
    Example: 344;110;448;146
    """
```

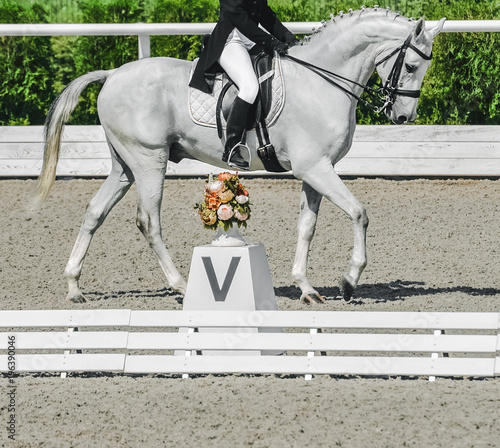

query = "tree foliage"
0;1;53;125
69;0;145;123
0;0;499;125
416;0;500;124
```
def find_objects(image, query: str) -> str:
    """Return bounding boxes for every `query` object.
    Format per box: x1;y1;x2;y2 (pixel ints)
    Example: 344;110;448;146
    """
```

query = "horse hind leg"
134;164;187;296
292;182;326;304
64;144;134;303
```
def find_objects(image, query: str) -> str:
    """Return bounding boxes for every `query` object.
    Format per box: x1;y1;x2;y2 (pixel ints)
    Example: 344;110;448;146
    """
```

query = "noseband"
375;33;432;111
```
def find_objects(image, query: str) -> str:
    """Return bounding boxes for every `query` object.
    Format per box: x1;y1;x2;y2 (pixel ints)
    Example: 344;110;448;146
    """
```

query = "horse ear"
429;17;446;38
413;17;426;43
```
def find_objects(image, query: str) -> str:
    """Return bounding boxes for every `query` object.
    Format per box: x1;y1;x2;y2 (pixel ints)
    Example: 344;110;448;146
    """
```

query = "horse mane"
302;6;415;45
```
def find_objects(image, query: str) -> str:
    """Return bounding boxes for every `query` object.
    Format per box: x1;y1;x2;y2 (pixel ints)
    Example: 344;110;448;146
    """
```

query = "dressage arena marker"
180;243;282;358
1;310;499;380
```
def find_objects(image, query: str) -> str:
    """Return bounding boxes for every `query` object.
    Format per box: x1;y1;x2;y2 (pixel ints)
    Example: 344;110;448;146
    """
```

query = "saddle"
188;51;287;172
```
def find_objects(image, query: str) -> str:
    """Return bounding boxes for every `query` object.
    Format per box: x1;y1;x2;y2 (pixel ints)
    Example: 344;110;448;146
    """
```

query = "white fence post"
138;34;151;59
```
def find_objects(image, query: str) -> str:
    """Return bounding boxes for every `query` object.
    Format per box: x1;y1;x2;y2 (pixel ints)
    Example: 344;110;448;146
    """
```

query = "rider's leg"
218;42;259;170
222;96;252;169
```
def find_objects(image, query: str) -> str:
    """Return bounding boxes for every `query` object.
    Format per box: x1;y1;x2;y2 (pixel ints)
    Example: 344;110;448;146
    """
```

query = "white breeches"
218;30;259;104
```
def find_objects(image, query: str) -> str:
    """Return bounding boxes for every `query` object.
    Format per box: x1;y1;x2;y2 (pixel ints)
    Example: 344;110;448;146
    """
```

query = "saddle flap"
253;51;274;119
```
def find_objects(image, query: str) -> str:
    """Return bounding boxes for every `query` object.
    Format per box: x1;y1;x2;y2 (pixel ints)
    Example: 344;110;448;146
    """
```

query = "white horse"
35;8;445;304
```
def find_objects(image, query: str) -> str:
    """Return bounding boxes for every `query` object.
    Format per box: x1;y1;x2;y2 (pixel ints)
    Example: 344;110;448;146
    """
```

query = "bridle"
374;32;432;112
285;30;432;113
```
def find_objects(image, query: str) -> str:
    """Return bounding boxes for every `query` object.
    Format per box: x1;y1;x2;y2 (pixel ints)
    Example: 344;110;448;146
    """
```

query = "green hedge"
0;0;499;125
0;1;53;125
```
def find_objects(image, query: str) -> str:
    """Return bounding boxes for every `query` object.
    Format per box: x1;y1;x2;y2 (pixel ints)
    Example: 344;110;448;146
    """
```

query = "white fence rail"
2;310;499;378
1;125;499;177
1;21;500;59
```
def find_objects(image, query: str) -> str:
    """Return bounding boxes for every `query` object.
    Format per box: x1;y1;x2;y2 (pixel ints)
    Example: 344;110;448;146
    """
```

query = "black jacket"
189;0;294;93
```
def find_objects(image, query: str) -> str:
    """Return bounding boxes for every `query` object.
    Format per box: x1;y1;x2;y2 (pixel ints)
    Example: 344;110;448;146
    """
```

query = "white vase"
212;226;247;247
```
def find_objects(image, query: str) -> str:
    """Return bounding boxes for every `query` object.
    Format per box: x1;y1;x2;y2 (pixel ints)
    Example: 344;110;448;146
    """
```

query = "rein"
285;31;432;113
285;54;381;109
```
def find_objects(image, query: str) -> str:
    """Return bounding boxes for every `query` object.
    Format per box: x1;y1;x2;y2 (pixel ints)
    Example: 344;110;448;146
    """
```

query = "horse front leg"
292;182;325;304
299;161;369;301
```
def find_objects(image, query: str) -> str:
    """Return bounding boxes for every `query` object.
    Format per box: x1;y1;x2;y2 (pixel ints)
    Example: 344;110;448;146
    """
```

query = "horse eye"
405;63;416;73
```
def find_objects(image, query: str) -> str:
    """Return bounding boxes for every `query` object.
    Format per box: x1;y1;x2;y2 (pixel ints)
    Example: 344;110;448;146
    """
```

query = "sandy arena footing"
1;177;499;447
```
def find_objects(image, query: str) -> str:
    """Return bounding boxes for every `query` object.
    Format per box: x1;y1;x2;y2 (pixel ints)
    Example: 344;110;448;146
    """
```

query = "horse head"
375;17;446;124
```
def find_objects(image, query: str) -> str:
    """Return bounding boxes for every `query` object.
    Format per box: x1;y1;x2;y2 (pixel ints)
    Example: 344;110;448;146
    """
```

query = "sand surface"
1;177;499;447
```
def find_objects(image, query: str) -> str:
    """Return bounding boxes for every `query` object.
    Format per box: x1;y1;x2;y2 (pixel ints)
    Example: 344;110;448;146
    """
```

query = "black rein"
285;31;432;112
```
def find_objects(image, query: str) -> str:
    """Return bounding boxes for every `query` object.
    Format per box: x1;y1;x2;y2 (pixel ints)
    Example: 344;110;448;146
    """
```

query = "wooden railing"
1;21;500;59
1;125;498;177
1;310;499;379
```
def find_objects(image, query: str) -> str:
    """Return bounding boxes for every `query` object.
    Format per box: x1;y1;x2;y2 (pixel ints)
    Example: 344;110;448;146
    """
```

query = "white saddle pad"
188;55;285;129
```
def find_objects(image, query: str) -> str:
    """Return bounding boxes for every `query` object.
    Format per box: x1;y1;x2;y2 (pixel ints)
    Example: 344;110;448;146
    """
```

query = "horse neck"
292;12;413;89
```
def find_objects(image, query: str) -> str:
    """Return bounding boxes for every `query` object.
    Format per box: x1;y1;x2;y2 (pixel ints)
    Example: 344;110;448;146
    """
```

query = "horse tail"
34;69;115;206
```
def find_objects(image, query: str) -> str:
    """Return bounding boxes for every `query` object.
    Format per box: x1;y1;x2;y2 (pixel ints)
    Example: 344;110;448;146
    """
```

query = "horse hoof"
172;284;187;296
301;292;326;304
171;278;187;296
339;276;355;301
67;293;87;304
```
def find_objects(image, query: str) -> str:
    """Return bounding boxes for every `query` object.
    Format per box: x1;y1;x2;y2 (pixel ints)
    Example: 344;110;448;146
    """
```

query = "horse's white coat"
36;9;445;303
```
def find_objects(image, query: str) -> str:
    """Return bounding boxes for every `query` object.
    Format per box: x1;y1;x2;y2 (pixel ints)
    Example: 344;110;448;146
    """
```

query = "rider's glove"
284;32;300;47
269;38;289;56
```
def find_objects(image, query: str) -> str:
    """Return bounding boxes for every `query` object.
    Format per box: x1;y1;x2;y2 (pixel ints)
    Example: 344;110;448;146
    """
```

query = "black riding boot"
222;96;251;170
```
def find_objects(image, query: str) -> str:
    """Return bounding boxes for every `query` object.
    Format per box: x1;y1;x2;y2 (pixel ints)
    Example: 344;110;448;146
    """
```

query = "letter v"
201;256;241;302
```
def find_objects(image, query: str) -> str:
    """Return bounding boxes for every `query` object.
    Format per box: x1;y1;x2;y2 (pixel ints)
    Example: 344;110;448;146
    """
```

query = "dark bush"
0;1;53;125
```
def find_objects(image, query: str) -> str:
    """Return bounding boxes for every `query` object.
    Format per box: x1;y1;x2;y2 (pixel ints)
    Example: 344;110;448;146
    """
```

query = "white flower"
235;195;249;204
208;180;224;193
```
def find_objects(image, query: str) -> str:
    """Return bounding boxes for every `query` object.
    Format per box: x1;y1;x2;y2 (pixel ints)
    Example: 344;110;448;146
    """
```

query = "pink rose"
235;195;249;204
234;210;248;221
217;204;234;221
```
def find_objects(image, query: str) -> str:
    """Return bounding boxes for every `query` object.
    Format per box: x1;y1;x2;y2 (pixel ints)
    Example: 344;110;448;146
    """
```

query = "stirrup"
227;143;251;171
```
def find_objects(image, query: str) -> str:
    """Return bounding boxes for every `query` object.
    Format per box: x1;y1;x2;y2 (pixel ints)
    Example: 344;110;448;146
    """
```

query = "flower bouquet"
195;172;251;232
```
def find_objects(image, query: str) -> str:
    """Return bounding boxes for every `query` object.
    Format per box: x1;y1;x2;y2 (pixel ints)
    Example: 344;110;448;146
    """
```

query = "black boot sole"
227;160;250;170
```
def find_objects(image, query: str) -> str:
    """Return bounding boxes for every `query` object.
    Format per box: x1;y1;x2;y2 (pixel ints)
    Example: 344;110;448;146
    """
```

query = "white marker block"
181;243;282;355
